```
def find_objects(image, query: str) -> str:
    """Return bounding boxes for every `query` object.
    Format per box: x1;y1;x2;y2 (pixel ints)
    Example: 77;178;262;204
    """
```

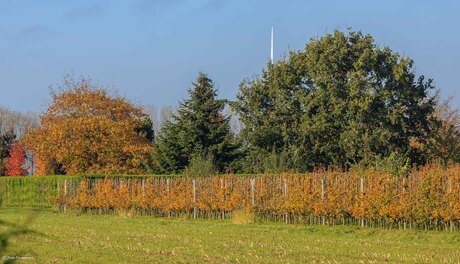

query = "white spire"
270;26;274;63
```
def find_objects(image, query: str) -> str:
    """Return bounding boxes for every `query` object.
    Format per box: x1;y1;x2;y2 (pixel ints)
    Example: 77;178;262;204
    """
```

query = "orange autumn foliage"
59;164;460;229
23;78;154;175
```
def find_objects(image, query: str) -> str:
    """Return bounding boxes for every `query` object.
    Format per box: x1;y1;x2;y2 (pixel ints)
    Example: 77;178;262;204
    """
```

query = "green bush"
183;155;217;178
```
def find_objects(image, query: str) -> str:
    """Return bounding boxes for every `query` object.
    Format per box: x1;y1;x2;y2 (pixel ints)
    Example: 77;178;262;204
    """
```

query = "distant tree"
0;107;39;175
0;106;39;137
136;116;155;143
0;130;16;175
5;143;28;176
141;104;162;140
159;106;176;132
23;76;155;175
155;73;239;173
235;30;436;171
422;97;460;165
223;105;244;136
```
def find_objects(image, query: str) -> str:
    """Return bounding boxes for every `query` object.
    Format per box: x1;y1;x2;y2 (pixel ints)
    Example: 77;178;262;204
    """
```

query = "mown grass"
1;208;460;263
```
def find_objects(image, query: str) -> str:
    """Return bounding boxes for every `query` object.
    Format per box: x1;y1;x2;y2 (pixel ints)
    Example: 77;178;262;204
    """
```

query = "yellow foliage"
23;81;154;175
64;164;460;227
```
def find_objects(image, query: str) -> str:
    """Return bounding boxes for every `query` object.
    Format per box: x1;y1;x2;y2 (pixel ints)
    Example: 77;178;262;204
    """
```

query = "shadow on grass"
0;209;45;263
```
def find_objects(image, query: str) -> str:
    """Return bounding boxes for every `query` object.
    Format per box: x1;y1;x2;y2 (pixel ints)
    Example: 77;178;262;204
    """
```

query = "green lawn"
1;209;460;263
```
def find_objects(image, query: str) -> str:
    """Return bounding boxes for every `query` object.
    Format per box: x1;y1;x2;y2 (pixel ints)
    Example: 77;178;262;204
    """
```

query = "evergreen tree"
136;116;155;142
156;73;238;173
0;130;16;176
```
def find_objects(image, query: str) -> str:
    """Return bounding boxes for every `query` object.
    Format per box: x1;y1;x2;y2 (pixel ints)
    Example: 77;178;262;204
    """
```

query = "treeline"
2;29;460;176
0;107;38;176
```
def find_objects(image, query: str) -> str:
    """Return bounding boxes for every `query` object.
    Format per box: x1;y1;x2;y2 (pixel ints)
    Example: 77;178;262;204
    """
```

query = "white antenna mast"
270;26;274;63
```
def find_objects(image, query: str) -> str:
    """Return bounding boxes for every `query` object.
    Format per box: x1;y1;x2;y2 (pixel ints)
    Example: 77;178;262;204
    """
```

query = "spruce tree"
156;73;238;173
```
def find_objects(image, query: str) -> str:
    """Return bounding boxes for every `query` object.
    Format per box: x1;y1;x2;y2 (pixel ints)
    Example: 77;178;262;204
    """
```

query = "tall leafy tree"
23;76;155;175
235;30;436;171
156;73;238;173
234;56;310;171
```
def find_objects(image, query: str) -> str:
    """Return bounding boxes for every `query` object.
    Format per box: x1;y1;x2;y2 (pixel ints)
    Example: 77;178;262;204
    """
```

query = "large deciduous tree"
23;77;155;175
155;73;239;173
235;30;436;171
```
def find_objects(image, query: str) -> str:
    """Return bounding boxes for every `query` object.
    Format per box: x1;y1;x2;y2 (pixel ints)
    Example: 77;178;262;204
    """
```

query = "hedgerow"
2;164;460;231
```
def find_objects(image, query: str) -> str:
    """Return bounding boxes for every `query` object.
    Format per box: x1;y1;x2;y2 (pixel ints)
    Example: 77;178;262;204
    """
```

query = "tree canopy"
23;77;154;175
235;30;436;171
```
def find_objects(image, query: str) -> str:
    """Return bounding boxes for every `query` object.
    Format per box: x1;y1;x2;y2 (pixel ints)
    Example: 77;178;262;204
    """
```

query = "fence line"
1;165;460;230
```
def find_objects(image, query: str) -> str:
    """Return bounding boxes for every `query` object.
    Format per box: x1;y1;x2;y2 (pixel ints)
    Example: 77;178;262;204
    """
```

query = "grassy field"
1;209;460;263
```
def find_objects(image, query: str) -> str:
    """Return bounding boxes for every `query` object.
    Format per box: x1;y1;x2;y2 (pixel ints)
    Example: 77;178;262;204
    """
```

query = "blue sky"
0;0;459;112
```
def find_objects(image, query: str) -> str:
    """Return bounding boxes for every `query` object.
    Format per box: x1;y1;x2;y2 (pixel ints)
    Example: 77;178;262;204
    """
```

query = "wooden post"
284;178;288;197
360;178;363;227
65;180;68;212
402;177;405;192
321;178;325;202
251;178;255;206
193;178;197;219
64;180;67;196
221;178;224;219
141;178;145;196
321;178;325;225
166;178;170;217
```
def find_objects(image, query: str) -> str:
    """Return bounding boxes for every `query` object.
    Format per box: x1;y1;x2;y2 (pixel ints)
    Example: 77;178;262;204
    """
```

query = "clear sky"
1;0;459;112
